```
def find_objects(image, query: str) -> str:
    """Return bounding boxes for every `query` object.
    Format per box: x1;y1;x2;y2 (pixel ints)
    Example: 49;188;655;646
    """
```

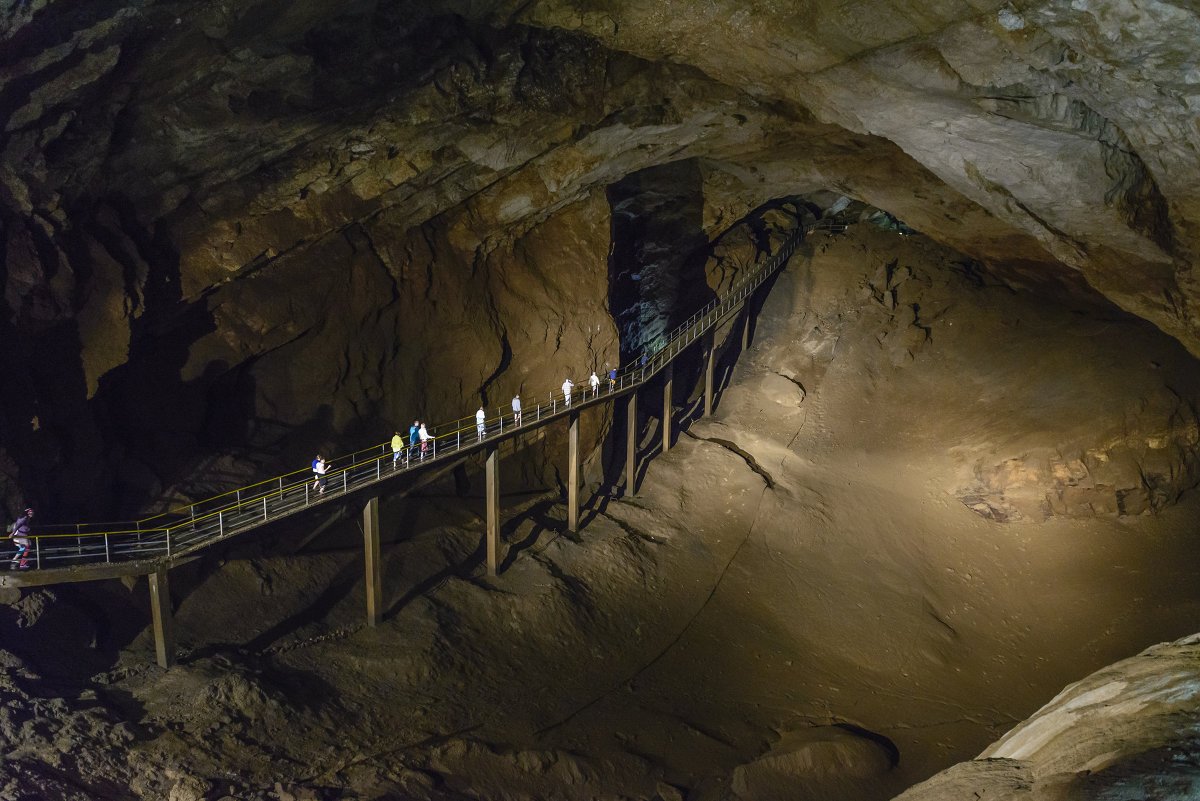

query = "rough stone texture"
3;0;1200;521
894;633;1200;801
4;6;1200;798
729;725;897;801
503;0;1200;347
0;223;1198;801
758;219;1200;522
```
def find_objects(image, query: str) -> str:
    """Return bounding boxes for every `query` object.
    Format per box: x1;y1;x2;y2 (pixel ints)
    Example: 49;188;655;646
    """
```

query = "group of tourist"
561;370;608;408
7;364;631;565
379;368;616;475
385;421;433;467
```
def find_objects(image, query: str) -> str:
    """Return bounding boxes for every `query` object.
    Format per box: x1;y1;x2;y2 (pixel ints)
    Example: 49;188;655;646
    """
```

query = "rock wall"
893;633;1200;801
3;0;1200;523
500;0;1200;353
755;218;1200;520
0;2;814;518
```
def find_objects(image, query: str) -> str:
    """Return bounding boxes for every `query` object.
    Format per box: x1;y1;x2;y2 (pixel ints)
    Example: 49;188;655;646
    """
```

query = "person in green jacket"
391;431;404;468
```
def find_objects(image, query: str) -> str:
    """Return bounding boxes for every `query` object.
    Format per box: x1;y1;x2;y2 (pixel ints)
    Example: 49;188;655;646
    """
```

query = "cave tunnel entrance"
606;159;715;364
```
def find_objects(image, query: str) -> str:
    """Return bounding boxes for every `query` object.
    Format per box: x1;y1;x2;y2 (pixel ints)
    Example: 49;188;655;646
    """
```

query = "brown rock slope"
2;222;1193;800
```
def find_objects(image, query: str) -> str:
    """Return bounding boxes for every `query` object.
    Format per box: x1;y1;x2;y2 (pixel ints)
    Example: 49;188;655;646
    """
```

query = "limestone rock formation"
3;4;1200;799
4;0;1200;522
893;633;1200;801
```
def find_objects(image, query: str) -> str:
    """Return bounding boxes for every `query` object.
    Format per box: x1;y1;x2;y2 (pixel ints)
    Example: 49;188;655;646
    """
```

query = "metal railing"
12;221;807;572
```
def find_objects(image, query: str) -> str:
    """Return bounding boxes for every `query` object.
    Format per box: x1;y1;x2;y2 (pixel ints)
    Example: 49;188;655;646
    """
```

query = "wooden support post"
662;359;674;453
742;307;752;351
704;330;715;418
148;566;175;669
486;445;499;576
363;496;382;627
568;411;580;532
626;392;638;497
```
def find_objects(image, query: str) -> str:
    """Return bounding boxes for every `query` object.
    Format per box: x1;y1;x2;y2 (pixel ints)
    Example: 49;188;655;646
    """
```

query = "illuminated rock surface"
894;633;1200;801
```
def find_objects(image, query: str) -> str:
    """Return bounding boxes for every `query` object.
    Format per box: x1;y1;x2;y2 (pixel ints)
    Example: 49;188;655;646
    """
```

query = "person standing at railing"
476;406;486;441
312;455;328;495
8;508;33;569
391;431;404;468
608;367;617;392
589;371;600;398
418;422;431;459
562;377;574;407
512;393;522;426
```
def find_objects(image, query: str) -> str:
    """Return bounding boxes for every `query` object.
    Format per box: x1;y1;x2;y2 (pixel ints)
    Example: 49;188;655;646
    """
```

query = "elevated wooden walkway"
1;222;808;667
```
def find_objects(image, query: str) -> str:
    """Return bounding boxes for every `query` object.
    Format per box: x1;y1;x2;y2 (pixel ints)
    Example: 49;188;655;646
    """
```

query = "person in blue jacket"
409;420;421;457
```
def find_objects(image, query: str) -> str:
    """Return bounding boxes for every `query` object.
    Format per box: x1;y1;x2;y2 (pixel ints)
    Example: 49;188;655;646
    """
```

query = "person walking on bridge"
512;393;522;426
409;420;420;458
418;422;431;459
312;455;328;495
391;431;404;468
8;508;33;569
608;367;617;392
589;371;600;398
562;377;574;407
476;406;486;441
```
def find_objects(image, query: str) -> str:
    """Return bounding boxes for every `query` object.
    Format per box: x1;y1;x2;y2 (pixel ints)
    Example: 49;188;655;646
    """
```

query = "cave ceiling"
2;0;1200;513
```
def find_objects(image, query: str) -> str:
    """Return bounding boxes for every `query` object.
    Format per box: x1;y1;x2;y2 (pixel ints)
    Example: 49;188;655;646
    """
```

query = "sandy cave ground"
23;224;1200;800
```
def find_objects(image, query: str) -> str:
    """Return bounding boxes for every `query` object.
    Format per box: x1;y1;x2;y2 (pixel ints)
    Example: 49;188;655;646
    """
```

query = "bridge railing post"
104;532;110;563
166;525;173;558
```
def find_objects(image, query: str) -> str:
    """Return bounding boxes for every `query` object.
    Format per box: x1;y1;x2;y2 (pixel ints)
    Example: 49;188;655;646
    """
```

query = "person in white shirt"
418;423;431;458
312;455;328;495
562;377;574;406
589;371;600;398
512;394;522;425
476;406;486;440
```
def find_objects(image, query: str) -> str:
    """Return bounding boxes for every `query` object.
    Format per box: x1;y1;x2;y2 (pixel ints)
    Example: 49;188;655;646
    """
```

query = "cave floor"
100;228;1200;800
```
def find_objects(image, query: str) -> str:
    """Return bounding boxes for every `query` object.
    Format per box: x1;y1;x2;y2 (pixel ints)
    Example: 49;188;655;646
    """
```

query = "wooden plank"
363;496;382;627
486;446;499;575
148;566;175;669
